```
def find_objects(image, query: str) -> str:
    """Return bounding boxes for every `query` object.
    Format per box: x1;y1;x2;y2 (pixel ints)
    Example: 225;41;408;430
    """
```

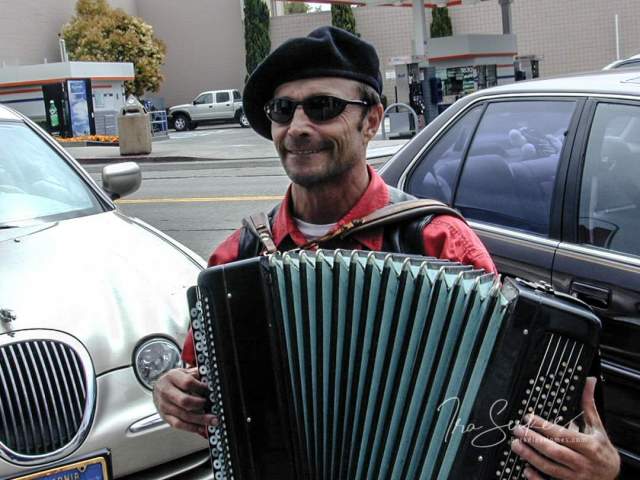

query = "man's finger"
159;399;218;427
522;467;544;480
163;414;206;434
581;376;604;432
173;368;209;396
513;425;581;470
511;438;573;480
523;414;593;452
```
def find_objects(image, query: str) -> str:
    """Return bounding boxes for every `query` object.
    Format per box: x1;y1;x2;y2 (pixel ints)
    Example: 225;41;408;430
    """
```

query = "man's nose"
288;105;312;132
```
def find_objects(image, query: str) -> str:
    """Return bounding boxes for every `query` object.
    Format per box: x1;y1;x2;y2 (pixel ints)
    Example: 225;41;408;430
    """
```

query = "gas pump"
390;57;441;129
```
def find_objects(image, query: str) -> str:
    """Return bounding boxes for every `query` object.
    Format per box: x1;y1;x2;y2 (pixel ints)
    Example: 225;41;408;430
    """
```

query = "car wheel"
173;114;189;132
238;112;250;128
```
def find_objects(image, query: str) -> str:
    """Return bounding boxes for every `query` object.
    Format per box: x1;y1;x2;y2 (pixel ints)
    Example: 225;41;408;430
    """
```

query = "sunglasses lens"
267;98;296;123
304;96;347;122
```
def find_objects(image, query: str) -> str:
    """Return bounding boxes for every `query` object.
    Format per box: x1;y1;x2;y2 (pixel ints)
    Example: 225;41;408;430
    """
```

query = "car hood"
0;211;203;375
168;103;191;112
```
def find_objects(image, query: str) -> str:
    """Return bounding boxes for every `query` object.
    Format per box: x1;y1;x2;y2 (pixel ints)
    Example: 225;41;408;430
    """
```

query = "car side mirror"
102;162;141;200
193;100;197;105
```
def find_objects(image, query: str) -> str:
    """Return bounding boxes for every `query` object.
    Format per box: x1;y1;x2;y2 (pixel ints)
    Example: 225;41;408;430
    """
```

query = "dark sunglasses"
264;95;369;124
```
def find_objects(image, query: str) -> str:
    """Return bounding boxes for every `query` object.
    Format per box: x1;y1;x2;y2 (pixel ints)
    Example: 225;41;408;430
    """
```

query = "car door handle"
226;103;231;106
570;281;610;309
209;105;213;108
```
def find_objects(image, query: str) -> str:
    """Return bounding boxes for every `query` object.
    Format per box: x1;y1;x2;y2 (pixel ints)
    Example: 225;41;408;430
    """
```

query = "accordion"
187;250;601;480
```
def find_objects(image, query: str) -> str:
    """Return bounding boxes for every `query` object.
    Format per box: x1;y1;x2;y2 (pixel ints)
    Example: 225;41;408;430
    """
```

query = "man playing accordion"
154;26;619;480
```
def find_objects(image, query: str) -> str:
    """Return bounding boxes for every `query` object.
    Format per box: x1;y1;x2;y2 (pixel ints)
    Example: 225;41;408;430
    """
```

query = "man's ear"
362;103;384;142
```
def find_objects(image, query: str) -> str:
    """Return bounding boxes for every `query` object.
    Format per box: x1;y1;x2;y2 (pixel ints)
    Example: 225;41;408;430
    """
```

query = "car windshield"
0;121;105;227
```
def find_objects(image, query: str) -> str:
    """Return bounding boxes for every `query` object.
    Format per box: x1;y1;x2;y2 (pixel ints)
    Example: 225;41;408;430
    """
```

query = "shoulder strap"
301;198;464;249
238;204;281;258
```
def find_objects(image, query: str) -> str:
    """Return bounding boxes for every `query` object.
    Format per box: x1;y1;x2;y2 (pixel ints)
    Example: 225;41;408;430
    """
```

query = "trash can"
117;95;152;155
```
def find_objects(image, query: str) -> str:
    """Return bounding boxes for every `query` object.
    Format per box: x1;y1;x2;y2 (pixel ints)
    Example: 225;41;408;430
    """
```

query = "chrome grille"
0;331;95;464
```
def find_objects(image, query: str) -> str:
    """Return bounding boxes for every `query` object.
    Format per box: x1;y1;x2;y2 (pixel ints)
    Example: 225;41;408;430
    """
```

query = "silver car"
0;105;210;479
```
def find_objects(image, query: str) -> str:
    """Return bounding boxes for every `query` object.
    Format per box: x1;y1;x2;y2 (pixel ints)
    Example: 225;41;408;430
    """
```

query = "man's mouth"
288;149;324;155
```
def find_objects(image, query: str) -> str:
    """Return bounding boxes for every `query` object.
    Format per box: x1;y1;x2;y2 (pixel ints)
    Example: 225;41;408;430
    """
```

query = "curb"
75;155;280;165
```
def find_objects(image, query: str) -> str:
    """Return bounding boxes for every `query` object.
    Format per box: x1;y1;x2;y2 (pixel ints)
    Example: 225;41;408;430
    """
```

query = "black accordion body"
187;250;601;480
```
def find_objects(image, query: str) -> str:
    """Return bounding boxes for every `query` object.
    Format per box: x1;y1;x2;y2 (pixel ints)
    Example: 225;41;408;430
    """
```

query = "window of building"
578;103;640;257
454;100;576;235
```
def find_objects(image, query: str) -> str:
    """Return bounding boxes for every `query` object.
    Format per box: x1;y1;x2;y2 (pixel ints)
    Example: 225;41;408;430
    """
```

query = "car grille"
0;332;94;463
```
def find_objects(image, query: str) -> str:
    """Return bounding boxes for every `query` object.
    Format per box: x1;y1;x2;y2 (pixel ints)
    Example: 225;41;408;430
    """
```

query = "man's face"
270;77;381;188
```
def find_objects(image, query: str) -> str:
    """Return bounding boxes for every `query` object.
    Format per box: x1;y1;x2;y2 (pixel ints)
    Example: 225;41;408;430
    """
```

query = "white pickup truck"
168;89;249;131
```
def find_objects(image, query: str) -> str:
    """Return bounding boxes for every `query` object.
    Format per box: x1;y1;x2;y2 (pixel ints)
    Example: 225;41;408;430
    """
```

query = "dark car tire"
237;111;250;128
173;113;190;132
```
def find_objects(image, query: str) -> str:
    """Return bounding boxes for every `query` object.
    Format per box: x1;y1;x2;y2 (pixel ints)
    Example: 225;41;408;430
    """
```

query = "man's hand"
511;376;620;480
153;367;218;435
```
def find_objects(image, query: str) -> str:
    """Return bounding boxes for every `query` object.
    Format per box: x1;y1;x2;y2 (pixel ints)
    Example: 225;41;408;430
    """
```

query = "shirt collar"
271;165;389;251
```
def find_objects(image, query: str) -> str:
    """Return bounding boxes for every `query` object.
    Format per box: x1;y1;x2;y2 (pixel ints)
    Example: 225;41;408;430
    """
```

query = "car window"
233;90;241;100
406;104;483;203
454;100;576;235
614;60;640;70
194;93;212;104
0;122;104;226
578;103;640;257
216;92;230;103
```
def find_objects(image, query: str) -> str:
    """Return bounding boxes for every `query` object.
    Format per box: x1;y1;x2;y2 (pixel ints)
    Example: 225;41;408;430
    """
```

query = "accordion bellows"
188;250;600;480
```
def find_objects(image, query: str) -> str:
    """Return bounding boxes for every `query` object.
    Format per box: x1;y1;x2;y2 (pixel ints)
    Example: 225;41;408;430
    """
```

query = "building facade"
1;0;639;110
0;0;246;108
271;0;640;101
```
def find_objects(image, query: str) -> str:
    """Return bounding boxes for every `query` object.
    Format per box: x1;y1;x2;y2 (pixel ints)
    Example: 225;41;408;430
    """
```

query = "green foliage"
244;0;271;78
61;0;166;96
430;6;453;38
284;2;310;14
331;4;358;36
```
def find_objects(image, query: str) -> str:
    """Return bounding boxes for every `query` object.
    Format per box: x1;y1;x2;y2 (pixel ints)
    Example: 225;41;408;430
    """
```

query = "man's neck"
290;163;370;224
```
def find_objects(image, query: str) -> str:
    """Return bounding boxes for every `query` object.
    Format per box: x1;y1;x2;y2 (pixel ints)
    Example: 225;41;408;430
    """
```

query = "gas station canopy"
284;1;491;7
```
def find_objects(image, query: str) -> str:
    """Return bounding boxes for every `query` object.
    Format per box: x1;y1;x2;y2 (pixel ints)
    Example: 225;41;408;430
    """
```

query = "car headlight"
134;338;182;389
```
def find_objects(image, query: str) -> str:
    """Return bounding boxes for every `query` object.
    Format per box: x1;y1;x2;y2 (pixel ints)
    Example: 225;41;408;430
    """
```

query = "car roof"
0;103;24;121
476;69;640;98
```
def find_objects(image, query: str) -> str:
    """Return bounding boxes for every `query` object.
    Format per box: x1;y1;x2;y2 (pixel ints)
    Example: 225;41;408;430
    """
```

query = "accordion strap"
242;212;278;255
243;199;464;254
301;198;464;249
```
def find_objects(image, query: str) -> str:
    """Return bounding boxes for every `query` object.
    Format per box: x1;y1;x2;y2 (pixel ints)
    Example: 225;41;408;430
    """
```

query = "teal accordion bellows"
188;250;601;480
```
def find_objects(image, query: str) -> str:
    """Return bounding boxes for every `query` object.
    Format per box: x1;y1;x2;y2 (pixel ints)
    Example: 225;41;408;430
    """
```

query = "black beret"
243;26;382;139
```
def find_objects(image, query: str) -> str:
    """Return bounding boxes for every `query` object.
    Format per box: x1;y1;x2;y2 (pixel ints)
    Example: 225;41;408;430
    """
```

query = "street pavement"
65;124;408;164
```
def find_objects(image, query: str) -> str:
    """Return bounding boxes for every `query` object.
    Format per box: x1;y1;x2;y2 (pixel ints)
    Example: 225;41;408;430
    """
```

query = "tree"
61;0;166;96
244;0;271;78
284;2;311;14
430;6;453;38
331;4;358;36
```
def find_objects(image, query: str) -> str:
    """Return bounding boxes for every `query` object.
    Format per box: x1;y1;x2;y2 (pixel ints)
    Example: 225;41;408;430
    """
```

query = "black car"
381;69;640;478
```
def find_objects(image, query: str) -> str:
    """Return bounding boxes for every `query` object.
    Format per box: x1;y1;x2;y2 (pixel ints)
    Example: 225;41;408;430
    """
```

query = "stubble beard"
277;139;358;189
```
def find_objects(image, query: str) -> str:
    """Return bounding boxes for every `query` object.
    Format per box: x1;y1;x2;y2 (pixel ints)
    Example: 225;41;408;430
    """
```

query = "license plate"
13;456;109;480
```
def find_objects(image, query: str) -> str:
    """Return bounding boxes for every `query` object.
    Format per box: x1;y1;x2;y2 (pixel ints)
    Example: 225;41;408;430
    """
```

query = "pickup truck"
168;89;248;131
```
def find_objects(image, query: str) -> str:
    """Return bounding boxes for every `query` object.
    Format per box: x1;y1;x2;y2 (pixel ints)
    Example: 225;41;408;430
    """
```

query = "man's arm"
421;214;497;273
153;228;242;434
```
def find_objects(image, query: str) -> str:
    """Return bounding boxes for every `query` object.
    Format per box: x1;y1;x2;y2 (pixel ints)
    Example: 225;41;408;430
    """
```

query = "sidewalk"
65;128;408;164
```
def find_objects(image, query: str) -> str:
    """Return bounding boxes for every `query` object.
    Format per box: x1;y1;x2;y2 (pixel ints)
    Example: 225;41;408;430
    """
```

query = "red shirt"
182;166;496;364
